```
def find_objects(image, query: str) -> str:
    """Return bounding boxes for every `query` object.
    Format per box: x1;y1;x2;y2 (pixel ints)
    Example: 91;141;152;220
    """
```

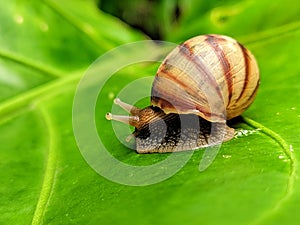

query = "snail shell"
106;34;260;153
151;34;260;122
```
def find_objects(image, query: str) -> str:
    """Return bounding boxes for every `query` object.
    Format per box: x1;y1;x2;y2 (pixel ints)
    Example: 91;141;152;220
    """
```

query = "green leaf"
1;1;300;225
167;0;300;42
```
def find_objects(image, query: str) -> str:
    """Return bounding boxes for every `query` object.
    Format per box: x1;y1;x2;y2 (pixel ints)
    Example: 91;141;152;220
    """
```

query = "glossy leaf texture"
0;1;300;225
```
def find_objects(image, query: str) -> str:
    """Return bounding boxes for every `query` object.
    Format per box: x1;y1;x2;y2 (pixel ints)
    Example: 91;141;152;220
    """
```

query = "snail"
106;34;260;153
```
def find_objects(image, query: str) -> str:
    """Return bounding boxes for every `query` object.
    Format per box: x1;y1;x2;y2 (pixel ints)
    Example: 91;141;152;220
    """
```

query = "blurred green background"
0;0;300;225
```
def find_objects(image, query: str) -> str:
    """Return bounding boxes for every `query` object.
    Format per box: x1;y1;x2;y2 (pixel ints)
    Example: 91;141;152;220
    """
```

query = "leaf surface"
0;1;300;225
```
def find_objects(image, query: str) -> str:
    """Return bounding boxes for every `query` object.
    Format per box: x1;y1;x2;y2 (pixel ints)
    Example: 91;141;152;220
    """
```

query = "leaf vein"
242;116;297;224
0;50;63;78
242;20;300;45
43;0;114;51
0;70;83;122
31;106;58;225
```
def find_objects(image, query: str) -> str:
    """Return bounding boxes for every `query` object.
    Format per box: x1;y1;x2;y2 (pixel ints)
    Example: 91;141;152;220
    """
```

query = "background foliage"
1;0;300;224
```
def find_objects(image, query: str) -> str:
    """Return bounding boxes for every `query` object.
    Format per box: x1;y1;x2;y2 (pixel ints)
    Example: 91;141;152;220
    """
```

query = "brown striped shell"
151;34;260;123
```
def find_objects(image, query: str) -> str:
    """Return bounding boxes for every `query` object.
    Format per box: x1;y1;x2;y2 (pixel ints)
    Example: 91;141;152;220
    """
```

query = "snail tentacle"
105;112;139;127
113;98;141;115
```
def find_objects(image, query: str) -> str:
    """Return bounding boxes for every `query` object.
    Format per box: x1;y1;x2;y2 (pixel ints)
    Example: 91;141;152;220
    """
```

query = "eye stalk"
113;98;141;115
105;98;141;127
105;98;164;130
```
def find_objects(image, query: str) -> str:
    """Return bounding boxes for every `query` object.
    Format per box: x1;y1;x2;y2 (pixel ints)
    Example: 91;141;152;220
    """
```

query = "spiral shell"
151;34;260;122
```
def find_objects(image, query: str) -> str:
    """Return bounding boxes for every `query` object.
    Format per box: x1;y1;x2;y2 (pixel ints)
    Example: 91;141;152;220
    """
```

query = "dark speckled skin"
133;106;234;153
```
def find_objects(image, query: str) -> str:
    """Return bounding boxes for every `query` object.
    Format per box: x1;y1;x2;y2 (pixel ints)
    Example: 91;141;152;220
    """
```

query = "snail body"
106;34;260;153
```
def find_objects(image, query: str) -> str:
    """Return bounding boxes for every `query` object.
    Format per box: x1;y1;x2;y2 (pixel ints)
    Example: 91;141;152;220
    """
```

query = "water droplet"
235;129;259;138
222;154;231;159
290;144;294;152
278;155;285;159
